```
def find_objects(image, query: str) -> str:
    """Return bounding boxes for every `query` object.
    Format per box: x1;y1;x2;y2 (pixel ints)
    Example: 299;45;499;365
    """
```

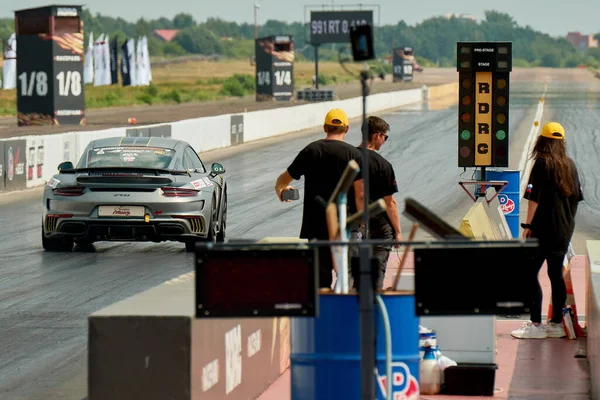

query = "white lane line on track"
518;82;548;196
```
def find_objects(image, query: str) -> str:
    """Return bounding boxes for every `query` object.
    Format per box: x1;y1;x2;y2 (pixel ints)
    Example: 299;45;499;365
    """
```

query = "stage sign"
457;42;512;168
310;10;373;44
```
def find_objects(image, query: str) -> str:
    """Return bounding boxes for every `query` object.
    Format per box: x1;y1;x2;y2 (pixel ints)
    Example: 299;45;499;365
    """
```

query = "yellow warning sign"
474;71;492;166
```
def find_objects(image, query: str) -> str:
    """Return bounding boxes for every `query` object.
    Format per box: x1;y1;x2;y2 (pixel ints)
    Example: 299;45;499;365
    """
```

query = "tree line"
1;9;600;68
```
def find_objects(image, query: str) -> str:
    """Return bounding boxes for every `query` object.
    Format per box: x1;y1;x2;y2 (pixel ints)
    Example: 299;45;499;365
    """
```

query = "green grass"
0;60;358;116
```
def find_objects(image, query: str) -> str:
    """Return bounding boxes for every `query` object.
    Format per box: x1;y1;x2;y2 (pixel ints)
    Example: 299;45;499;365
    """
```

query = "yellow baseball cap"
324;108;349;127
540;122;565;140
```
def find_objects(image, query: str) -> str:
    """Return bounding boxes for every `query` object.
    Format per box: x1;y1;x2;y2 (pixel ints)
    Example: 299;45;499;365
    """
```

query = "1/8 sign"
394;65;413;75
18;71;82;97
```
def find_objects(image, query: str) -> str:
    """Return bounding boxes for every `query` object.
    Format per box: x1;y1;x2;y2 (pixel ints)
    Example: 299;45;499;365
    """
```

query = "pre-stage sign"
310;10;373;44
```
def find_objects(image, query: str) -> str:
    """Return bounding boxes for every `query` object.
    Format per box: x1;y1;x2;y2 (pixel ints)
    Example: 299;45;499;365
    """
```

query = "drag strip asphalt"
0;68;599;399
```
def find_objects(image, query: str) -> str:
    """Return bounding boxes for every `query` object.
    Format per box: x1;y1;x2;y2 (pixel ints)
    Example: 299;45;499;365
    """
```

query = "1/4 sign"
274;70;291;86
18;71;82;97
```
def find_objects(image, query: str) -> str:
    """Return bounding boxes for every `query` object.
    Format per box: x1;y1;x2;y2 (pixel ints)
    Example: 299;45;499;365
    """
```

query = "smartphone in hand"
282;189;300;201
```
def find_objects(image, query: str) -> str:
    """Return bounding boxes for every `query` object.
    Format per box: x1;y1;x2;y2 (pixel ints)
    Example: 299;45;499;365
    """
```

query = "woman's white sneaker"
545;322;567;338
511;321;548;339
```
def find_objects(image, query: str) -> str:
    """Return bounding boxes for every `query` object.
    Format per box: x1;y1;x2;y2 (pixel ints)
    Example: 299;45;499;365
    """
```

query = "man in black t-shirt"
274;108;364;288
350;116;403;289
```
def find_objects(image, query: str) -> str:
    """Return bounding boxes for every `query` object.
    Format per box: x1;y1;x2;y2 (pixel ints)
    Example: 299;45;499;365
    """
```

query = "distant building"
566;32;598;50
442;13;477;22
153;29;180;42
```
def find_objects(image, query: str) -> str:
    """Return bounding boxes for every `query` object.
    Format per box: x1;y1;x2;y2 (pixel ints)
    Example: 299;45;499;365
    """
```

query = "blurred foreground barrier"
88;270;291;400
417;189;511;364
586;240;600;400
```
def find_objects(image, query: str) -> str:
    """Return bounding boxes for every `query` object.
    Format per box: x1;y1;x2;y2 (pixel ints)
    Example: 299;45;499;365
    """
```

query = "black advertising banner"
255;36;294;101
110;37;119;85
16;35;55;125
121;40;131;87
310;10;373;44
5;140;26;191
52;32;86;125
230;115;244;145
0;141;5;191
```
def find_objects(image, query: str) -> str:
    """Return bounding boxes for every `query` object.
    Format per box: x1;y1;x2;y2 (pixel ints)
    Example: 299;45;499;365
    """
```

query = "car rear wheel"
41;223;73;252
216;191;227;243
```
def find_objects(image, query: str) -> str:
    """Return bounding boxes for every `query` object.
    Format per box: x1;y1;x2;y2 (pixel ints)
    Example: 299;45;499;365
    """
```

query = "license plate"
98;205;145;217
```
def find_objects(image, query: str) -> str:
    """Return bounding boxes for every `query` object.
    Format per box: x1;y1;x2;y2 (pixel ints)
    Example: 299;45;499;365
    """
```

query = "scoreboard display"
457;42;512;168
310;10;373;44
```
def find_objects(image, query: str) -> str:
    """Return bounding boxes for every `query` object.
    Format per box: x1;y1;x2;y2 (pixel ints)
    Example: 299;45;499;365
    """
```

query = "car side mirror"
58;161;74;171
210;163;226;176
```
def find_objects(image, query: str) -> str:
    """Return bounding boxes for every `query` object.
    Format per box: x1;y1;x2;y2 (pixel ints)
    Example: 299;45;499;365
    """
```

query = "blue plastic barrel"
474;168;521;238
290;294;421;400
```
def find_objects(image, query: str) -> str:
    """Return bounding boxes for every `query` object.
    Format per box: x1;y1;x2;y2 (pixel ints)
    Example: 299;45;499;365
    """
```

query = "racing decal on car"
192;179;207;189
47;177;60;188
202;177;213;186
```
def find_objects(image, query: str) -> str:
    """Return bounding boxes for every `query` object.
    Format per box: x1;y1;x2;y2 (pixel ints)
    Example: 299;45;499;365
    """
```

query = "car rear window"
87;146;176;168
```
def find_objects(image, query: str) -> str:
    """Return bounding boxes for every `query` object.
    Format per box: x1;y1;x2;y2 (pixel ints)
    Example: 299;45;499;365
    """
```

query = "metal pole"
359;63;375;400
253;4;259;40
315;45;320;89
336;192;349;294
479;166;486;197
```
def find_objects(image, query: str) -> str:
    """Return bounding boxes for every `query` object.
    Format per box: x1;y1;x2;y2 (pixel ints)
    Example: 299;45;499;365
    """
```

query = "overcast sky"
1;0;598;37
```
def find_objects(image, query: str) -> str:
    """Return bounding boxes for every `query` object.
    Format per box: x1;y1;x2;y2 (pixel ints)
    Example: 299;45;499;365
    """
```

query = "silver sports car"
41;136;227;252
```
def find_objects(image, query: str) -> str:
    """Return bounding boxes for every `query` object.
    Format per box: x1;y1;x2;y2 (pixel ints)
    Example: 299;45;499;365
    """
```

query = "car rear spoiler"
60;167;191;176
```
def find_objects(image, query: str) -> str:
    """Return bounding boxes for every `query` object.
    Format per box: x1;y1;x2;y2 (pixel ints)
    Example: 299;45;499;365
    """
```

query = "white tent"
136;37;146;86
2;33;17;90
93;33;105;86
126;38;137;86
102;35;111;85
83;32;94;84
143;36;152;84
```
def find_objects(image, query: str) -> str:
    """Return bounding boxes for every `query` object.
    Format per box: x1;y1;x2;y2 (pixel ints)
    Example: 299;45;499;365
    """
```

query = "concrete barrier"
88;271;291;400
426;82;458;111
586;240;600;399
0;85;429;195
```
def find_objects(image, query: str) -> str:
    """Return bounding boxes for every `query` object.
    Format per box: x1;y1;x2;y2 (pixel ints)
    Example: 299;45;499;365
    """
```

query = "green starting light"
460;130;471;140
496;130;506;140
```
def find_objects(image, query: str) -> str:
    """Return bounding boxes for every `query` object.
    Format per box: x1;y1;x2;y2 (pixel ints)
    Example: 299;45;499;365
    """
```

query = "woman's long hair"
531;136;577;196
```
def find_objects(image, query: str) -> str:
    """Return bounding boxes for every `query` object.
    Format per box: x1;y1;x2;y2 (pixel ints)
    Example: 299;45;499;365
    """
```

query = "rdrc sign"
310;10;374;44
457;42;512;168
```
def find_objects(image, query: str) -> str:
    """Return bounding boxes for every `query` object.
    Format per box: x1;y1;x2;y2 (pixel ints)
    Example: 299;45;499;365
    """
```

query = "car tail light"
47;214;73;218
53;187;85;196
161;187;198;197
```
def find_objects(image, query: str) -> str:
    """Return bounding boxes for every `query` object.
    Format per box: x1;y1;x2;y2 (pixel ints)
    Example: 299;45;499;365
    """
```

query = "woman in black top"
511;122;584;340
